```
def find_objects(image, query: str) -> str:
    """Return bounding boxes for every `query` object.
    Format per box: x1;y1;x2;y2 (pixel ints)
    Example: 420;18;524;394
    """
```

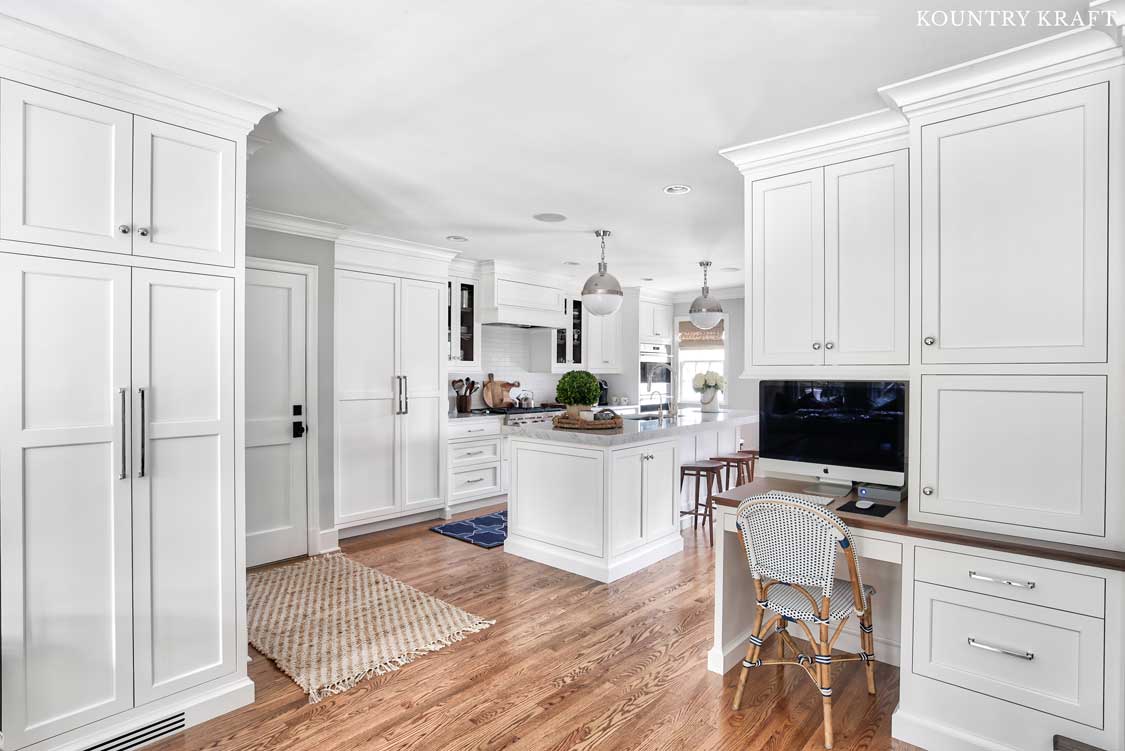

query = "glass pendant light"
581;229;623;316
689;260;723;329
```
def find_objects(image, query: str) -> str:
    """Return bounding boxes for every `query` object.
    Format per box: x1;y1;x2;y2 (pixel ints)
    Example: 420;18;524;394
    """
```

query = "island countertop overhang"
502;409;758;447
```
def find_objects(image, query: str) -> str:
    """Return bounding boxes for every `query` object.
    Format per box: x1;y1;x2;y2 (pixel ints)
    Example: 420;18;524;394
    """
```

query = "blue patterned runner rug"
430;510;507;549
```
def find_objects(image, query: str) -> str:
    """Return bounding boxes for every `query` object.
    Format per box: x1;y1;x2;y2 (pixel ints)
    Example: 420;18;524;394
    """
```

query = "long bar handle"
137;387;146;478
967;637;1034;661
118;387;127;479
404;375;409;414
969;570;1036;590
394;376;402;414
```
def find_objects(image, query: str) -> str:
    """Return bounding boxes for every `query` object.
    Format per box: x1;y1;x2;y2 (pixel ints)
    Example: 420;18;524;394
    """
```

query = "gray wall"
247;227;336;531
673;296;758;414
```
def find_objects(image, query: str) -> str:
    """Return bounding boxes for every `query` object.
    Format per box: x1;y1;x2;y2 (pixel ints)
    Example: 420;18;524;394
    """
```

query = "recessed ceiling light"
534;212;568;222
720;266;741;272
563;261;581;266
642;277;655;282
445;235;468;242
663;184;692;195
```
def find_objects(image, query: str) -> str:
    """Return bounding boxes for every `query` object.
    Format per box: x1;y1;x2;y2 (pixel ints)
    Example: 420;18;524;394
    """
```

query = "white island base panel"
505;436;685;583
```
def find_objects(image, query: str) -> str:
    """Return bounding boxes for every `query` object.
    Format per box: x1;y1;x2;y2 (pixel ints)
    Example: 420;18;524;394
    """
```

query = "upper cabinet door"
652;303;673;341
824;150;909;365
920;84;1108;364
751;168;825;366
133;117;236;266
0;81;133;255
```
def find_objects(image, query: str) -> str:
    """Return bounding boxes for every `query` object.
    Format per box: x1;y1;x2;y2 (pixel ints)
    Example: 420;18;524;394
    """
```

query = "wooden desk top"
713;477;1125;572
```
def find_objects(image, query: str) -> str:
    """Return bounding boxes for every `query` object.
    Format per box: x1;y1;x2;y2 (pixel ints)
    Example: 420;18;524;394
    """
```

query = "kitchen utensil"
451;379;465;395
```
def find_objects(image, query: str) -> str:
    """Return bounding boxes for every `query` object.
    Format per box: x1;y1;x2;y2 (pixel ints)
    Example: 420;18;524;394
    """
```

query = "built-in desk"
709;477;1125;751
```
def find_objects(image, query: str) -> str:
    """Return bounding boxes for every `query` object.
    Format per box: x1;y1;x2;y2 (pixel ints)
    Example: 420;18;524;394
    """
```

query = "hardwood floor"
150;504;920;751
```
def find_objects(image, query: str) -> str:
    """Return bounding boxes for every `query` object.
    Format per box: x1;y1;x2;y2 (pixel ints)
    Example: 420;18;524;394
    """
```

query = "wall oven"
639;343;672;412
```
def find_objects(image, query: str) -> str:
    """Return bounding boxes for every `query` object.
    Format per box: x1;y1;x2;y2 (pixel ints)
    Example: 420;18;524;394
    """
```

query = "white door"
751;168;825;365
918;375;1107;539
824;150;909;365
246;268;308;566
0;256;134;748
644;441;679;541
0;80;133;254
610;447;647;555
335;270;399;524
133;117;237;267
920;84;1108;364
132;269;237;703
401;278;445;512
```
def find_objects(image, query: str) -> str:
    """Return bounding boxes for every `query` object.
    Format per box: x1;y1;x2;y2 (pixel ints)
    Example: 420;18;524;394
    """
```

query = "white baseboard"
338;508;444;539
313;527;339;554
449;495;506;514
503;533;683;584
891;708;1021;751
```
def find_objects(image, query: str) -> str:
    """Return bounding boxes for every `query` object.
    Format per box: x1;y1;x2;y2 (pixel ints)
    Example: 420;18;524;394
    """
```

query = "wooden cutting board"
482;374;519;409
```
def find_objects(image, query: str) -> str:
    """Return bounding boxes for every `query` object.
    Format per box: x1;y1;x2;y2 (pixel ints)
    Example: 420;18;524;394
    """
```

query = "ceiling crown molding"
878;25;1122;117
0;13;276;136
246;208;346;241
719;108;907;175
336;230;460;264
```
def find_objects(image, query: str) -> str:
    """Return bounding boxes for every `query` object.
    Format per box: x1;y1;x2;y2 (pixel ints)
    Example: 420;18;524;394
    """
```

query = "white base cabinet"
447;416;505;504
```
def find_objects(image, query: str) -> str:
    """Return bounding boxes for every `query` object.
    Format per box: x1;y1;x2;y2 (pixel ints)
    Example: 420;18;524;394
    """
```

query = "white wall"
247;227;336;531
450;326;562;410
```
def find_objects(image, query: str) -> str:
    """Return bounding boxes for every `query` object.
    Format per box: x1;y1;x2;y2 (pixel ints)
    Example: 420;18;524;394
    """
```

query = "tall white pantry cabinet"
0;18;274;751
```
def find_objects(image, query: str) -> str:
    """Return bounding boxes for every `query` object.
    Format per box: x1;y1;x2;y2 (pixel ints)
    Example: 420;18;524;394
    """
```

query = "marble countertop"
502;409;758;447
448;412;505;421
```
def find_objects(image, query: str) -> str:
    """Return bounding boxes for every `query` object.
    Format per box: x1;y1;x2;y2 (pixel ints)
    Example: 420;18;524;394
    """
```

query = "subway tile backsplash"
450;326;561;411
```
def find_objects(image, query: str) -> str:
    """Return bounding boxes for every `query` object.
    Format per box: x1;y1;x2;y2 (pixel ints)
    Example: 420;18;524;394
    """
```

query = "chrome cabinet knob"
137;227;150;237
118;224;131;234
812;342;822;350
824;342;835;350
922;486;934;496
923;336;936;346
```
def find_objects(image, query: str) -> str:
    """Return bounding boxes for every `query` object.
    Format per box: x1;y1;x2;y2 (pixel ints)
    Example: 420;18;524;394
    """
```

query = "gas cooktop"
469;405;563;415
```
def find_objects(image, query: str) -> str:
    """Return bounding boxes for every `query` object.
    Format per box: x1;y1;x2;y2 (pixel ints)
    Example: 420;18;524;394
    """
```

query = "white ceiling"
2;0;1086;290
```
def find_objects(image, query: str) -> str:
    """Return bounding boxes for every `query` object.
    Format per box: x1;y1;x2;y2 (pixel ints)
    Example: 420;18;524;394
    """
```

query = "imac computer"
758;380;906;496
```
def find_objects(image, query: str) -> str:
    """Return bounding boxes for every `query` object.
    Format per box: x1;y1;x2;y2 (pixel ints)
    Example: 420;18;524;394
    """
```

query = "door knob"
923;336;936;346
922;486;934;495
812;342;822;350
118;224;131;234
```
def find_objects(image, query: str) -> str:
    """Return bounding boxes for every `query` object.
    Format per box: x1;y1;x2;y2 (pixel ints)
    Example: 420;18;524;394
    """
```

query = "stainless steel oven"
639;343;672;411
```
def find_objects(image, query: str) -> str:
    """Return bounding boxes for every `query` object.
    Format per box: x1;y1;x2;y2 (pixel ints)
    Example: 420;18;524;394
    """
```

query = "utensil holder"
456;395;472;414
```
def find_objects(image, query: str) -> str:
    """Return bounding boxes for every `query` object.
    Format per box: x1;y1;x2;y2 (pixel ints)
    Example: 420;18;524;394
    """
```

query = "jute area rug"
247;553;494;702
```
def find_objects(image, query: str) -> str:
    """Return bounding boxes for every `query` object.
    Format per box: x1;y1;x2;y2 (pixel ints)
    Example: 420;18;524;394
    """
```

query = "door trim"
246;257;327;554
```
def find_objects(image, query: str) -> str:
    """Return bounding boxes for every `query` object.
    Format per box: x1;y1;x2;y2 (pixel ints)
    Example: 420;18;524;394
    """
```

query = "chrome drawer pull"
465;477;484;484
969;570;1036;590
464;450;485;456
467;428;486;433
967;637;1034;661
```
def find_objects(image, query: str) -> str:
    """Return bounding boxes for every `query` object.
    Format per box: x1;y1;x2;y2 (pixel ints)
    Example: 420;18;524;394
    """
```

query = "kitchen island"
502;409;757;582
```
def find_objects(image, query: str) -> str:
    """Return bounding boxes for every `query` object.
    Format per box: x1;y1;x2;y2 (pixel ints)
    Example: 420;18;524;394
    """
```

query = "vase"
566;404;583;419
700;387;720;413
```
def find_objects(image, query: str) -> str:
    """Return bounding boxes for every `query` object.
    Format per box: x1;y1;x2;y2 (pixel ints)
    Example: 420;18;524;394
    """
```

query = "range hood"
478;261;571;329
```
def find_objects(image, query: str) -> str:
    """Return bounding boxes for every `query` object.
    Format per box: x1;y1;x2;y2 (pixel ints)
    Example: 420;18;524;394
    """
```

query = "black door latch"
292;421;306;438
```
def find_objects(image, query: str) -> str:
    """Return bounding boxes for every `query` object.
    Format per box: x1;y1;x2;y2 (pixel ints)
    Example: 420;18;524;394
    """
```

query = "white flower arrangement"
691;371;726;393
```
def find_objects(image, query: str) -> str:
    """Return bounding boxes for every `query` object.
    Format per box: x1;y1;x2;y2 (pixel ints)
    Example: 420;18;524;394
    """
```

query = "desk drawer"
451;438;501;467
915;547;1105;618
451;464;501;501
914;582;1104;728
851;533;902;564
450;419;501;439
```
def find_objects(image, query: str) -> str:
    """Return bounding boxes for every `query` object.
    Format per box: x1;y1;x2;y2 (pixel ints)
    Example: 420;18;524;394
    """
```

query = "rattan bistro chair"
731;492;877;750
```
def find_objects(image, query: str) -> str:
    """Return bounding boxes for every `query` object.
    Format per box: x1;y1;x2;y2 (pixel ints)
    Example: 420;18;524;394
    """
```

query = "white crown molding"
336;230;460;264
246;208;345;242
720;108;907;175
449;257;482;280
246;135;272;157
878;26;1123;117
0;13;276;136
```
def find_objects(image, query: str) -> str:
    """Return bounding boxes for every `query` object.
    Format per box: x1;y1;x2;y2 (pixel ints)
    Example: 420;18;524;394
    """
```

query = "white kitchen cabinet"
823;150;909;365
334;269;446;527
639;299;674;343
610;441;678;556
0;80;133;255
751;167;825;366
535;297;586;373
448;277;482;370
919;84;1108;364
0;82;237;267
643;440;678;541
586;305;622;374
132;117;236;267
131;269;236;703
917;375;1107;542
0;255;134;749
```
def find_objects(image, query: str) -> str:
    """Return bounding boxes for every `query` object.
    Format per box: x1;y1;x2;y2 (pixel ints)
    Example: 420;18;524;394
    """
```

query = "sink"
623;414;656;420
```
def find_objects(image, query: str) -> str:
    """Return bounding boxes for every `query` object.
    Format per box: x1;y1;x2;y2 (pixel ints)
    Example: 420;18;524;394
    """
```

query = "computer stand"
800;479;854;497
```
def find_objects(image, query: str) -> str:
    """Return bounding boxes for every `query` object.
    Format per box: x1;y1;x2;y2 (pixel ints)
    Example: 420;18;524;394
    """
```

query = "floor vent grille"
83;713;186;751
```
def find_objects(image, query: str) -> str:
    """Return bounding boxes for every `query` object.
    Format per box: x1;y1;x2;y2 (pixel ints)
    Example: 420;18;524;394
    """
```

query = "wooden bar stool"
710;453;755;489
737;449;759;483
679;460;724;545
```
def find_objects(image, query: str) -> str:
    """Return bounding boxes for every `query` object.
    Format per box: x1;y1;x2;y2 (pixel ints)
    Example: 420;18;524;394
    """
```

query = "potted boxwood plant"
556;370;601;419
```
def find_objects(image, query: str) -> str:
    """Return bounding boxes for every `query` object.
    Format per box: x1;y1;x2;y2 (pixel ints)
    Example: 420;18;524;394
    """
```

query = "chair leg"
777;624;787;658
862;594;877;696
748;456;756;482
693;473;701;530
705;472;715;546
819;622;834;749
732;604;765;710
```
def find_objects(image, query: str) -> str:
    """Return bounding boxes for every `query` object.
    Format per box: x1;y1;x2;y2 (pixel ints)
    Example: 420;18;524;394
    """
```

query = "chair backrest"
735;492;867;608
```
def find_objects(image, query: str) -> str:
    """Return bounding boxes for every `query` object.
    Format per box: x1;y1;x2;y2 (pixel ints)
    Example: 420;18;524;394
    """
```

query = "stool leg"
693;473;701;531
706;471;715;546
747;456;756;483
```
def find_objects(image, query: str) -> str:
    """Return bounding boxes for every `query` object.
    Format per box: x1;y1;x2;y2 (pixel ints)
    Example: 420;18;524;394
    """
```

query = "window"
676;318;726;404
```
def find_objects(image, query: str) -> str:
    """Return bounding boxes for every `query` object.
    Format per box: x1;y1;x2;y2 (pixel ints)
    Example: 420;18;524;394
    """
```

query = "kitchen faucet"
646;362;677;420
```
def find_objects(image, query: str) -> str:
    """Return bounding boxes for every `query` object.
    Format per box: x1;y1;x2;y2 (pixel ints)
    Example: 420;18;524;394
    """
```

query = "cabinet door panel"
919;375;1106;538
132;269;236;703
644;442;678;541
133;118;236;266
751;168;825;365
0;80;133;254
611;449;646;555
652;303;673;341
335;271;399;523
401;279;445;510
824;150;908;365
920;84;1108;363
0;256;133;748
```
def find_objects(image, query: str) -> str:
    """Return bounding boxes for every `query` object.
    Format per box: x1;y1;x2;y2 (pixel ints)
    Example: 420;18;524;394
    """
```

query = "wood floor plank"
147;505;922;751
